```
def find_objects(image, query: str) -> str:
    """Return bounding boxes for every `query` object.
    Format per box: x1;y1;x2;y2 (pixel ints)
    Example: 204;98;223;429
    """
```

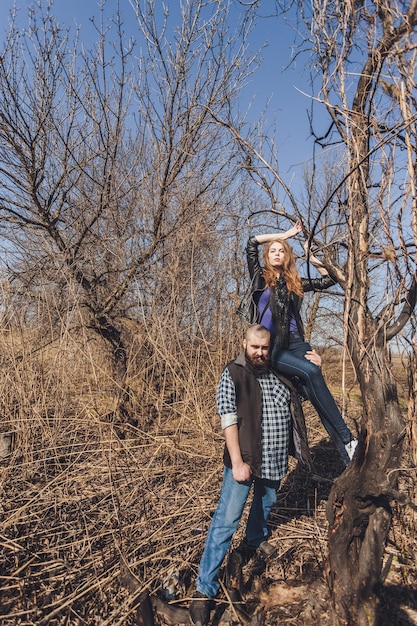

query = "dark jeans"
271;332;352;465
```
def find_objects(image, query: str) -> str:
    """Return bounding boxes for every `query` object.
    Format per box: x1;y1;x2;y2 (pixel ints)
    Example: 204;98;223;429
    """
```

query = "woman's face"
268;241;286;270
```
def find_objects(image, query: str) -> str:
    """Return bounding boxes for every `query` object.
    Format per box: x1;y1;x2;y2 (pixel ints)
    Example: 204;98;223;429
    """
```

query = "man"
189;325;311;626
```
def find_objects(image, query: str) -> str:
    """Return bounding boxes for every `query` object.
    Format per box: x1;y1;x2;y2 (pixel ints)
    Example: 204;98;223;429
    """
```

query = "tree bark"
326;337;405;624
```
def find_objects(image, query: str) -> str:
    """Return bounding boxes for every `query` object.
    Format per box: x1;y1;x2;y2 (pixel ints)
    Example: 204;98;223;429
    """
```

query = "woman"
238;221;357;466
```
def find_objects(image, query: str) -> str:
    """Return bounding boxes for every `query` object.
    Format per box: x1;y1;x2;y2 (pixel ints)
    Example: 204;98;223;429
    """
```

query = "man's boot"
189;591;210;626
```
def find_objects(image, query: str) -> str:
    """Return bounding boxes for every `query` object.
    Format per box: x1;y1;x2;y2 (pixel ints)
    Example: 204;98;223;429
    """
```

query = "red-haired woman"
238;221;357;466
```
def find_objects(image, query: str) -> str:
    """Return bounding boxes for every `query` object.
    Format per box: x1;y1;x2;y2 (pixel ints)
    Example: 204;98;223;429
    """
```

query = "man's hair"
244;325;271;374
245;324;270;340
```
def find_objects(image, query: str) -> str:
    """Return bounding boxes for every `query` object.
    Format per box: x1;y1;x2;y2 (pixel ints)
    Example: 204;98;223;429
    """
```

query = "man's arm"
217;368;252;482
223;425;252;482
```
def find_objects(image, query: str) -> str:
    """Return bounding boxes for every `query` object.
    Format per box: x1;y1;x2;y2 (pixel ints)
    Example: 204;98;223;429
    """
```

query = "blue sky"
0;0;320;187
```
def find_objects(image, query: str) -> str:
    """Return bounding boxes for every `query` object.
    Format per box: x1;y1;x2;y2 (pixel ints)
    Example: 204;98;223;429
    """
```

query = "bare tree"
0;3;146;413
0;0;259;418
228;1;417;623
303;4;417;624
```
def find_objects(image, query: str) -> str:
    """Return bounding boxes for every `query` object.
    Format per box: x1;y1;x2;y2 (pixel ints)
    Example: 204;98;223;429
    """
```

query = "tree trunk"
92;315;132;422
407;344;417;467
326;346;405;625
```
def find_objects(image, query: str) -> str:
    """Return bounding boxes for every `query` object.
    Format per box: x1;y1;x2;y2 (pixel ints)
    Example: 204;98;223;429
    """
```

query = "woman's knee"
303;362;324;386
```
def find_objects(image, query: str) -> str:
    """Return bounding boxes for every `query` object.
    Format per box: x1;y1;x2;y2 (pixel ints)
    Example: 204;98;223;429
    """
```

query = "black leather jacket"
237;236;336;349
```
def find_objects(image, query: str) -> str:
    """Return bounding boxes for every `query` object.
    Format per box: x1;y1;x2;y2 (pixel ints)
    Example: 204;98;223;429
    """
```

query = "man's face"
243;332;270;366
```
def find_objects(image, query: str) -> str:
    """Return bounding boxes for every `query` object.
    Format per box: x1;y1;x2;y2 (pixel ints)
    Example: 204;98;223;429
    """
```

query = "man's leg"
245;477;280;552
195;466;252;598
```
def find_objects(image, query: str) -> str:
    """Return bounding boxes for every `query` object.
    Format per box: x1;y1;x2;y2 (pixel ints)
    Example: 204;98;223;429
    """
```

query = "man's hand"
224;425;252;482
232;461;252;483
304;349;322;368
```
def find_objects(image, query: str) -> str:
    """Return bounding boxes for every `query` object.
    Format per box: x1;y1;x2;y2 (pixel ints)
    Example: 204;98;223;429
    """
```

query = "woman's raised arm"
303;241;329;277
254;220;302;244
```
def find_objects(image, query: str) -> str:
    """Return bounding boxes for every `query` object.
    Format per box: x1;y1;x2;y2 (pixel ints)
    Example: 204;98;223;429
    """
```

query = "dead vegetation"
0;320;416;626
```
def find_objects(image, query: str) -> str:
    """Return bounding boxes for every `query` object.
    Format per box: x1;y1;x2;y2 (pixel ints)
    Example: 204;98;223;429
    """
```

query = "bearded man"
190;325;311;626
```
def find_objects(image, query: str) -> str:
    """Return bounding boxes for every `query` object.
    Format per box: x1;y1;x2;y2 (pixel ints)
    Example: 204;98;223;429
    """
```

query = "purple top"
258;288;297;335
257;288;274;333
289;315;297;332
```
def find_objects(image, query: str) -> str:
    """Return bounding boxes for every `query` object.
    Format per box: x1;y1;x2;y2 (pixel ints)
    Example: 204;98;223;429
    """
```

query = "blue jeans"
196;466;280;598
271;332;352;465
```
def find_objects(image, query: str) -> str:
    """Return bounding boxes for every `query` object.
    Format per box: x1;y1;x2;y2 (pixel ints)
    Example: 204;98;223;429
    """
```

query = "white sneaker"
345;438;358;461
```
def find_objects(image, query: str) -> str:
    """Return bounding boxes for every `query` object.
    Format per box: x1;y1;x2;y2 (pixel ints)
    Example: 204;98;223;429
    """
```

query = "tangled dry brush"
0;322;416;625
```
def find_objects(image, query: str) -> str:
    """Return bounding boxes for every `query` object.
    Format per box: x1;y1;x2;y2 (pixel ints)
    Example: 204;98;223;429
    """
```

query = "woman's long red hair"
262;239;303;297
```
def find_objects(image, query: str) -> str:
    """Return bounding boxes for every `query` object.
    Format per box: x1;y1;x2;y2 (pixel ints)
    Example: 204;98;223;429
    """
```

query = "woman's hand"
303;240;322;265
283;220;303;240
303;240;328;275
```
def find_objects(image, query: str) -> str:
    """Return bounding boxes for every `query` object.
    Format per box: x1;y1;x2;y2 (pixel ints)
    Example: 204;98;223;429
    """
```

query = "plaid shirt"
217;367;291;480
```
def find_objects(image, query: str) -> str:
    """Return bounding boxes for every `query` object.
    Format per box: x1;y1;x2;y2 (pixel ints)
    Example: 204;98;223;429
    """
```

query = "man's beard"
245;352;270;376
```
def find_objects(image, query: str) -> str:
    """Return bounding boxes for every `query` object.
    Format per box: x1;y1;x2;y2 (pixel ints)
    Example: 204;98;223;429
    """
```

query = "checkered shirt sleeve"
216;368;238;430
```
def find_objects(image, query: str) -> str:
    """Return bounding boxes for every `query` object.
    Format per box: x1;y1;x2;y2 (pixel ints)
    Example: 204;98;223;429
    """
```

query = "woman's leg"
271;337;353;464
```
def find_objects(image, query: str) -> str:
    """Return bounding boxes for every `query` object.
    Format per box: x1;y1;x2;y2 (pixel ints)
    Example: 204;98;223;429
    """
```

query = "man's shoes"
256;540;277;559
189;591;210;626
237;538;257;557
345;438;358;461
240;538;277;560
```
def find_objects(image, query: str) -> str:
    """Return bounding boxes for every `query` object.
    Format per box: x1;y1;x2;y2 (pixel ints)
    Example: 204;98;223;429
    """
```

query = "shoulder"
268;366;290;386
268;367;300;397
226;356;258;384
225;354;246;377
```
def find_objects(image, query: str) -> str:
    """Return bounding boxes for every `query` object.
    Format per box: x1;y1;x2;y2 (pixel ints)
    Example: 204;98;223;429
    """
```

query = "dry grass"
0;320;416;625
